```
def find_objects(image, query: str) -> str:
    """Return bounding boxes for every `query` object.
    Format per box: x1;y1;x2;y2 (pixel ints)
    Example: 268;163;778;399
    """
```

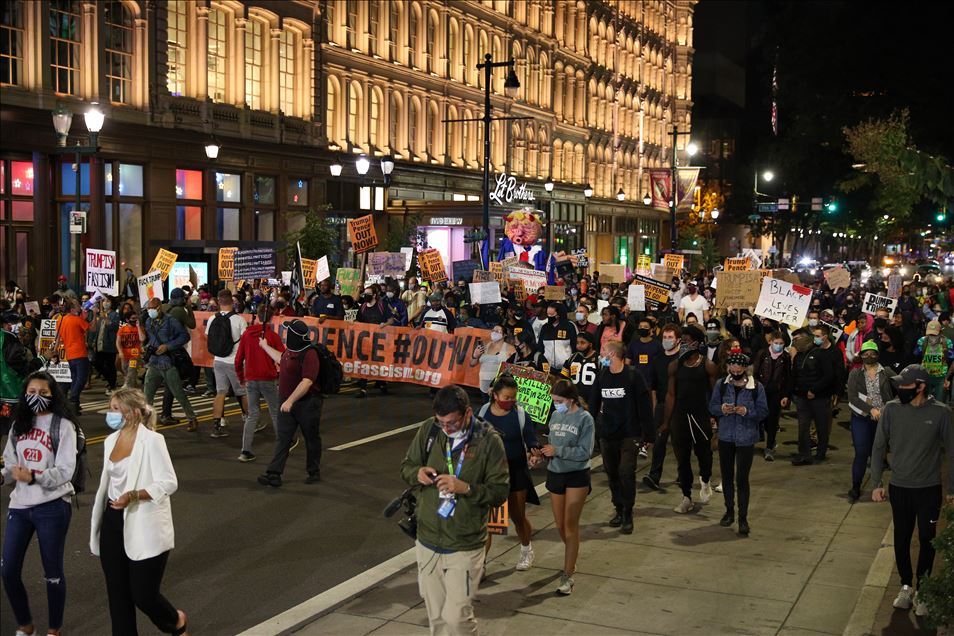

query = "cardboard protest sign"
316;256;331;284
137;271;164;305
636;254;652;274
336;267;363;299
632;274;670;311
824;265;851;290
470;281;502;305
500;256;521;270
771;268;801;286
664;253;684;272
149;248;178;281
599;264;627;284
887;275;903;299
755;277;812;328
511;279;527;302
543;285;566;301
472;270;495;283
39;319;58;352
489;261;504;282
452;259;480;284
651;263;675;284
627;284;646;311
344;309;358;323
724;257;752;272
496;362;553;423
44;362;72;383
218;247;238;281
418;249;448;283
300;258;318;288
347;214;378;253
507;267;548;294
368;252;408;278
715;271;762;308
24;301;40;316
488;500;510;536
85;248;118;295
233;248;277;280
863;292;898;316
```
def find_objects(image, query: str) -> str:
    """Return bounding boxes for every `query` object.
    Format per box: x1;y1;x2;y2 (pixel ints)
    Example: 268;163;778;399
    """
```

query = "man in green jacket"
400;385;509;635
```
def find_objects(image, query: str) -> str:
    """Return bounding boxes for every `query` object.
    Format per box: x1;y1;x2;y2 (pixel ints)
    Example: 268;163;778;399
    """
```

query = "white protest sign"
400;247;414;272
316;256;331;283
137;271;164;305
507;267;548;292
627;285;646;311
590;299;610;325
344;309;358;323
755;277;812;328
281;271;292;286
863;292;898;316
469;281;502;305
85;248;119;295
887;275;903;299
44;362;72;383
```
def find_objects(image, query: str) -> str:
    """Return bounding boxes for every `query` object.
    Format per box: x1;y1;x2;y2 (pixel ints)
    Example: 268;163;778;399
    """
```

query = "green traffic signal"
826;201;837;213
937;212;946;222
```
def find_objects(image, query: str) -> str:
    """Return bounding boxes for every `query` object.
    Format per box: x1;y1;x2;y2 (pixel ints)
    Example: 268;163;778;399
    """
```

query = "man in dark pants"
790;327;836;465
871;364;954;618
643;323;681;490
159;288;197;423
256;319;323;487
589;340;654;534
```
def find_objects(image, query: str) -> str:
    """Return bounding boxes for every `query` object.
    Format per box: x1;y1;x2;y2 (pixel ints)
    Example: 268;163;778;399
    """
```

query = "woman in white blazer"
90;388;189;635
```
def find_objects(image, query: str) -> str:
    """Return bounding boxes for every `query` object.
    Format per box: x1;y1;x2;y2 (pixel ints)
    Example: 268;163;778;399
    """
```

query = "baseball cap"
860;340;879;353
926;320;941;335
57;274;68;282
576;331;595;345
726;351;750;367
891;364;929;387
1;311;20;325
170;288;185;300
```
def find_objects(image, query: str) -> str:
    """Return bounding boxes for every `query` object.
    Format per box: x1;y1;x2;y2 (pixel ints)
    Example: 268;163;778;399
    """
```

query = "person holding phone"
470;325;516;397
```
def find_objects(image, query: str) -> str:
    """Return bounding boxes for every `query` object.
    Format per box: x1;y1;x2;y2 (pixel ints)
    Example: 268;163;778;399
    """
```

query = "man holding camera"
400;386;509;636
140;297;198;431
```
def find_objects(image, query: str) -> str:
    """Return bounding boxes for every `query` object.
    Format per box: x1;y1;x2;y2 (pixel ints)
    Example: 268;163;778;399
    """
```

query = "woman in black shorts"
543;379;595;596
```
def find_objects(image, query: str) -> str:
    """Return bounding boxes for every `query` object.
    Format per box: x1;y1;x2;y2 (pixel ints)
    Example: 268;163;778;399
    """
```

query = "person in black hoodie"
790;328;836;465
589;340;654;534
355;285;389;399
751;331;792;461
538;303;577;374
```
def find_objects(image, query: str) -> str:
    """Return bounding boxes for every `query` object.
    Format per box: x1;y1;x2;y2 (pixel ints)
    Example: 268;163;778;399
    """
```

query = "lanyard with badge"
437;426;470;519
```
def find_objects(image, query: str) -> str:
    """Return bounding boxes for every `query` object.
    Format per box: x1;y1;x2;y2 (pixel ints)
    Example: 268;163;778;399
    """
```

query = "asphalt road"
0;379;460;635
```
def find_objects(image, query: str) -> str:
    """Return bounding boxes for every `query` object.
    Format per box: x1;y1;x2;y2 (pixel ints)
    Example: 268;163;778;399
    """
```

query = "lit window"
388;2;400;62
176;206;201;240
207;8;228;102
49;0;81;95
104;0;133;103
175;169;202;199
370;90;380;148
326;77;338;142
279;30;296;115
1;0;24;86
10;160;34;196
254;176;275;204
166;0;188;96
348;83;359;144
368;0;379;55
215;172;241;203
216;208;240;240
245;19;263;110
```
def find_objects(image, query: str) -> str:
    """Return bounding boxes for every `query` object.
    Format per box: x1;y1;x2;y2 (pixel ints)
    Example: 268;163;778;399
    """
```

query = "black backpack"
299;344;343;395
207;311;237;358
13;415;89;494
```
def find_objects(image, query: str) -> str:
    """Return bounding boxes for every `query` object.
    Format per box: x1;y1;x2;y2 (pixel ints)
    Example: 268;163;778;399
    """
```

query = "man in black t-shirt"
561;332;599;410
589;340;654;535
643;323;682;490
355;286;388;398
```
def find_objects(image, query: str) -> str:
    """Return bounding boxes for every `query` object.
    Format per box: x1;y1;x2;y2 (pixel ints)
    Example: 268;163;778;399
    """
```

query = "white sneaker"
714;483;724;493
516;546;534;571
700;480;713;503
674;496;694;514
914;592;929;617
893;585;914;609
638;445;648;458
556;572;574;595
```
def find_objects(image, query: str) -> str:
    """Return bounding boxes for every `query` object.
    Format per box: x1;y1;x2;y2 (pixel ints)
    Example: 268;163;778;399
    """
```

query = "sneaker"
105;387;115;396
290;437;300;451
556;572;574;596
202;390;216;397
305;471;321;484
764;448;775;462
254;419;268;432
893;585;914;609
238;451;256;462
642;475;660;491
719;511;735;527
714;483;724;493
700;480;713;503
638;445;648;459
848;487;861;503
674;497;694;514
515;546;534;571
791;456;813;466
354;389;368;399
257;473;282;487
186;418;199;432
738;518;750;536
211;422;229;438
608;509;623;527
159;415;178;426
183;385;197;395
914;592;929;617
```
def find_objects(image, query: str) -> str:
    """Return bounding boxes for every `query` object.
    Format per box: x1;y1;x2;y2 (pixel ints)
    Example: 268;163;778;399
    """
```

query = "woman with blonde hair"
90;388;189;635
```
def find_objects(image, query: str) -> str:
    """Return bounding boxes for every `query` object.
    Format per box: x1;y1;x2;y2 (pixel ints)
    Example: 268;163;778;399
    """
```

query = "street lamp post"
667;128;696;250
753;169;775;263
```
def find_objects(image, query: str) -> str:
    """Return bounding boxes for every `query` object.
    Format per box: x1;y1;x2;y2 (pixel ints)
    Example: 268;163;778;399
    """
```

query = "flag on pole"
289;241;306;304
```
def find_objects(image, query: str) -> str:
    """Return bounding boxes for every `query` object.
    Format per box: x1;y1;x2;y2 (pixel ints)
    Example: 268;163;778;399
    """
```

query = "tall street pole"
482;56;493;269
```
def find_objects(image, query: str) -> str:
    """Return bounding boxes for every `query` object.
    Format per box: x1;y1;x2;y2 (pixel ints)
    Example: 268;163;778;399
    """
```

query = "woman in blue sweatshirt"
543;379;595;596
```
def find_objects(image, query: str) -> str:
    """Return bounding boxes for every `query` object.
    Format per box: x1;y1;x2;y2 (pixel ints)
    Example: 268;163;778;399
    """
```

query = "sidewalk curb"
843;521;895;636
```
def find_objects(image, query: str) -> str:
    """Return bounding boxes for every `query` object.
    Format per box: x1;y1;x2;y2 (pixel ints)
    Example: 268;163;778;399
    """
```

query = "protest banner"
627;284;646;311
367;252;408;278
755;277;812;328
636;254;652;274
543;285;566;301
571;248;590;269
418;249;448;283
316;255;331;284
470;281;502;305
137;271;164;305
85;248;118;295
218;247;237;280
472;270;495;283
488;500;510;536
451;259;481;284
149;248;178;280
663;253;684;272
189;313;489;388
233;248;276;280
507;267;547;293
715;270;763;308
348;214;378;253
824;265;851;290
632;274;670;311
599;264;627;284
887;275;903;299
39;319;58;352
495;362;553;423
724;257;752;272
336;267;362;299
863;292;898;316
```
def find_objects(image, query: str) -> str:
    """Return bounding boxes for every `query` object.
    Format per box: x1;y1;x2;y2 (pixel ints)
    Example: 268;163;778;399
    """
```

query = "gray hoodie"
2;413;76;508
870;396;953;491
546;407;595;473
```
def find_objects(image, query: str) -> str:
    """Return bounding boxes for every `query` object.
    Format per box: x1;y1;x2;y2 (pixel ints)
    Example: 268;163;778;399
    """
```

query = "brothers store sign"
489;172;536;205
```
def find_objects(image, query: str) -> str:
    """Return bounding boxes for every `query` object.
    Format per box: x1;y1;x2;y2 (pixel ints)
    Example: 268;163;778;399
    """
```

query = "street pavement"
0;381;928;635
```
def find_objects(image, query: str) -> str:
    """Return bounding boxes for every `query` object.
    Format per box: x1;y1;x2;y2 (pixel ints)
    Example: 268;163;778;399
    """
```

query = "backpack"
299;343;343;395
207;311;238;358
13;414;89;494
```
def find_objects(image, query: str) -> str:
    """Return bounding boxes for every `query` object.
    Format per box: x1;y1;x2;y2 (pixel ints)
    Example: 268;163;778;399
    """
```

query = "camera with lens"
383;487;419;539
142;344;159;364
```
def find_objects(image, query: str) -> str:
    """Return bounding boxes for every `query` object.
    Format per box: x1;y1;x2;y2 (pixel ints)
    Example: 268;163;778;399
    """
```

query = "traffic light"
826;198;838;213
936;212;946;223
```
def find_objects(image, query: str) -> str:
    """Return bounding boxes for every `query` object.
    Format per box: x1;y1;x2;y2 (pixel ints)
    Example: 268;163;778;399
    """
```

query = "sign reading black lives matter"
233;248;277;280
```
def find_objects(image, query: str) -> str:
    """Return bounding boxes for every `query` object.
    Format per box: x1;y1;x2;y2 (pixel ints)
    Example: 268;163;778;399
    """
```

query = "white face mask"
490;331;504;342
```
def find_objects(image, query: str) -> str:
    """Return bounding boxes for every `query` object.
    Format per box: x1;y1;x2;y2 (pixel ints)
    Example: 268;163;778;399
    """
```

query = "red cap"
57;274;68;281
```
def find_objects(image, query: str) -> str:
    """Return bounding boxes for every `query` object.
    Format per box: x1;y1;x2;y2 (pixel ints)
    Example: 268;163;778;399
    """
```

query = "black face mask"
896;386;919;404
730;372;746;382
874;318;888;329
637;328;650;337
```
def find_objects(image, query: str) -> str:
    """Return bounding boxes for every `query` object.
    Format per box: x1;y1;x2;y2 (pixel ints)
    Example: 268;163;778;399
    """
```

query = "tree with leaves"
284;204;342;279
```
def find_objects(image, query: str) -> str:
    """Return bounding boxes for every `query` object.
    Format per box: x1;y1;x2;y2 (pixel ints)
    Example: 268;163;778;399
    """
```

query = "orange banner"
189;312;489;388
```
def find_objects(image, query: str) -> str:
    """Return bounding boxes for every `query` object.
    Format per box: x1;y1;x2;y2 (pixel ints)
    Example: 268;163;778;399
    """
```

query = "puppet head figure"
504;210;543;247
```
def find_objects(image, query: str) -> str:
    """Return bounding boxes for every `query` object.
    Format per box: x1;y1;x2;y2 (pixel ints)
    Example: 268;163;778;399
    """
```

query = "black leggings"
600;436;637;511
100;506;179;635
889;484;942;588
95;351;119;389
761;391;782;450
719;441;754;519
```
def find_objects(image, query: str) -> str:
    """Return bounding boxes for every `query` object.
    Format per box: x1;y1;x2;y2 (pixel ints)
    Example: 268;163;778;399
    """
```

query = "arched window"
408;97;420;156
526;124;537;176
207;7;229;102
538;51;548;107
103;1;134;103
447;106;460;163
245;18;265;110
348;81;362;147
426;11;438;74
448;19;459;80
427;102;441;159
388;1;402;63
525;47;535;104
369;87;382;149
462;25;473;85
512;123;524;174
389;91;403;153
409;4;421;68
326;76;341;144
278;29;297;115
368;0;380;56
461;109;472;165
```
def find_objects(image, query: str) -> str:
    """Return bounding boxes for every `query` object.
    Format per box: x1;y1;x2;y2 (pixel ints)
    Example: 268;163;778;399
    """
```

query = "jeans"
850;413;878;490
67;356;90;408
242;380;281;453
600;436;637;512
718;441;754;519
266;395;323;476
100;505;179;634
144;365;196;420
794;395;831;459
94;351;118;389
889;484;942;587
161;356;196;417
1;498;72;629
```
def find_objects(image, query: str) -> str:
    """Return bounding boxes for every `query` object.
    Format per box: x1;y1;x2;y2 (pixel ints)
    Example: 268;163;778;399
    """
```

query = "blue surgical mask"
105;411;124;430
771;343;785;353
599;356;611;367
147;308;159;319
813;336;824;346
553;402;569;414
